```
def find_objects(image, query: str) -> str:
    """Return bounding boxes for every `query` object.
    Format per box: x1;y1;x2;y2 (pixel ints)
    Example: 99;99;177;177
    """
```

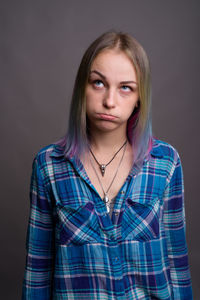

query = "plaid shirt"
22;139;193;299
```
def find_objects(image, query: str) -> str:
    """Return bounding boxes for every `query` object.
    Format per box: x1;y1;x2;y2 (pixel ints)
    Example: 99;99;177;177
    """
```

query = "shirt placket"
68;155;137;298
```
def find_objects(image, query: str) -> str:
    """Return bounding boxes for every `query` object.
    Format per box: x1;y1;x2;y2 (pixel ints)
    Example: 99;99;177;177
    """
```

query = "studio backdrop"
1;1;199;299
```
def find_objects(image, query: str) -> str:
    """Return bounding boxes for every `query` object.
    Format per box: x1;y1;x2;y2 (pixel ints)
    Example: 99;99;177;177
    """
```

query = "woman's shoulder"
151;138;181;163
33;139;66;168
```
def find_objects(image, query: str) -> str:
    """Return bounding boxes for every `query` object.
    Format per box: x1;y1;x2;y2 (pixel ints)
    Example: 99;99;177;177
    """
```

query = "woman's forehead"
90;49;137;82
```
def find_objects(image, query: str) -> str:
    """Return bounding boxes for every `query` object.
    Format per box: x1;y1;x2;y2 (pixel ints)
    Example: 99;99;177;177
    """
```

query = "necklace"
89;142;127;213
90;140;127;176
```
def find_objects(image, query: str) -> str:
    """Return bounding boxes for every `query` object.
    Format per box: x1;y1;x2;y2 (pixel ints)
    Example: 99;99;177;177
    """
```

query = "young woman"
22;31;193;299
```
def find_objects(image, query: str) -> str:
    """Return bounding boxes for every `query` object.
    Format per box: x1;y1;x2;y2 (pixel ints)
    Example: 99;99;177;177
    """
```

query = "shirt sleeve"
22;157;54;300
163;154;193;299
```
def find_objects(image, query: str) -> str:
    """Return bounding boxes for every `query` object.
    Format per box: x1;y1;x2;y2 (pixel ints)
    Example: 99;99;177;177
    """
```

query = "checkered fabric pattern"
22;139;193;299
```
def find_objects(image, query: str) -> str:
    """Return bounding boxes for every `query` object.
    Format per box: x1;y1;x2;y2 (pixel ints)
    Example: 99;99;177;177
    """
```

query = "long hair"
60;31;152;165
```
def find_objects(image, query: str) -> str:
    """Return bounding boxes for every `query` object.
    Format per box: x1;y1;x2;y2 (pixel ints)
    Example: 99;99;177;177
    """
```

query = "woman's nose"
103;89;116;108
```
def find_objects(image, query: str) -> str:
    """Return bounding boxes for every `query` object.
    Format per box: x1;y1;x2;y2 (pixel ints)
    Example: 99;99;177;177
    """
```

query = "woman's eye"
93;80;104;88
121;85;132;92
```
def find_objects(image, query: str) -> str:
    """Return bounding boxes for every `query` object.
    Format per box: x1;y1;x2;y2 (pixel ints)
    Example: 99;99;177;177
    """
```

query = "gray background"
1;0;199;299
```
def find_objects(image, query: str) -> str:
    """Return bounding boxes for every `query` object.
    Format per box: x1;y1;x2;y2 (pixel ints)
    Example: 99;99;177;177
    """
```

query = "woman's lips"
97;113;117;121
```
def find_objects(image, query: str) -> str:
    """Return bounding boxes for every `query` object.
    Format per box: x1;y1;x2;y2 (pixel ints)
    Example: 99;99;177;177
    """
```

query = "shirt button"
114;212;119;216
120;191;125;194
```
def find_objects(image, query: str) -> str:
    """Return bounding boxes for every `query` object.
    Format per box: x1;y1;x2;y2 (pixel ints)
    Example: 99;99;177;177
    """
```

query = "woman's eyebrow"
120;80;138;86
90;70;138;85
90;70;106;80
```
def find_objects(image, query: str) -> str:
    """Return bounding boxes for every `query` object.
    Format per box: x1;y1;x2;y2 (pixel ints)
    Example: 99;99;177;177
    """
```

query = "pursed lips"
97;113;117;121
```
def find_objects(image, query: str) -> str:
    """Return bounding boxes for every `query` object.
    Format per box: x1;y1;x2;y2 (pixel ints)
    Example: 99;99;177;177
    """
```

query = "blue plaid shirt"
22;139;193;299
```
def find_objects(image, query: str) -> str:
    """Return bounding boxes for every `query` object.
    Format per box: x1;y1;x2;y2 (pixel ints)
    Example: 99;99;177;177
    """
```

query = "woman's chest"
82;150;134;201
49;158;167;211
49;159;168;248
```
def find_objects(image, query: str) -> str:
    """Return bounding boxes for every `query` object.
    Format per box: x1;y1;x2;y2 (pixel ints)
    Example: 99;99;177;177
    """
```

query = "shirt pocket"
56;201;102;245
121;197;160;241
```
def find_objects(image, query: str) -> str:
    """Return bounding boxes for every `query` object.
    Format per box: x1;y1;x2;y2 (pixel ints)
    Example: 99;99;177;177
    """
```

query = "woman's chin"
90;121;126;134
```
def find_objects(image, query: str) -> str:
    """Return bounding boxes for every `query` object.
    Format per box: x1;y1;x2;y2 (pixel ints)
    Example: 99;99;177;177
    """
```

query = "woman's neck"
89;130;127;154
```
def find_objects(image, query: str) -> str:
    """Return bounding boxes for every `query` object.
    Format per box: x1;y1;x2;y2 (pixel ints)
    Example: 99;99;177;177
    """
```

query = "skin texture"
83;49;139;200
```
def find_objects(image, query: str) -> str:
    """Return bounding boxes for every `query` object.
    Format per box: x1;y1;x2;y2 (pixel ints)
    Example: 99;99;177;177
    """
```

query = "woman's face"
85;49;139;135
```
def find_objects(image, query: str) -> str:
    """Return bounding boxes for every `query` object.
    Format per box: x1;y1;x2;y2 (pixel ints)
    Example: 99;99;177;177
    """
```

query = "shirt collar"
149;138;164;158
49;144;66;158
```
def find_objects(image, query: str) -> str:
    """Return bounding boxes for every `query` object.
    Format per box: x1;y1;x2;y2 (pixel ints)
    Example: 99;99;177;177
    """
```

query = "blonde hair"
62;31;152;165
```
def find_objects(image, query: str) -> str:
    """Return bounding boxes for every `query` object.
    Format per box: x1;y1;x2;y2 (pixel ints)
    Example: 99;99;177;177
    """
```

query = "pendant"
106;203;110;213
103;194;110;213
100;164;106;176
103;194;109;203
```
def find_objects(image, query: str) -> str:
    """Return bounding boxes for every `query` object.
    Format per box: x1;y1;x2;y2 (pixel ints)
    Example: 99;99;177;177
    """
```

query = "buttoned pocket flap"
122;197;160;241
57;202;101;245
